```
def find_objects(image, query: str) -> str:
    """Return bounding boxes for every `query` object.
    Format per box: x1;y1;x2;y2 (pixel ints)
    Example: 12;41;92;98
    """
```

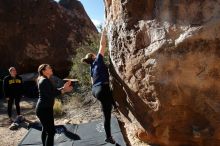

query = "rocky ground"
0;92;149;146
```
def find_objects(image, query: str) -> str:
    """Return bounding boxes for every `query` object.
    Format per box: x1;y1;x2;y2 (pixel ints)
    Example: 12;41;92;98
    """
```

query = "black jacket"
3;75;23;97
36;77;61;109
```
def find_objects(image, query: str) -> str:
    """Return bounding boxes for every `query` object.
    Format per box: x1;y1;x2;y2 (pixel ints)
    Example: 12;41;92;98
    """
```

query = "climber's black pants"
92;84;113;138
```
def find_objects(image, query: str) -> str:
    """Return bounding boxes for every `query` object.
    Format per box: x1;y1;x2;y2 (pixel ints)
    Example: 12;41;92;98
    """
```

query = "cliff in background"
105;0;220;145
0;0;98;78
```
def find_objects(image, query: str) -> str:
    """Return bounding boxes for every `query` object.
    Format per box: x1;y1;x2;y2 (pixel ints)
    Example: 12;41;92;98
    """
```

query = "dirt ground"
0;93;149;146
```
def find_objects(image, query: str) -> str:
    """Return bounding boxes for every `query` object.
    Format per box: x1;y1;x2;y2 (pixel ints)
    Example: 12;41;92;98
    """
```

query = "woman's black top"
36;77;61;109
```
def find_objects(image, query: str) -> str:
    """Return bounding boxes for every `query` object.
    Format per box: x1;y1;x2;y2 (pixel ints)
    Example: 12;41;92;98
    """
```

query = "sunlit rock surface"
105;0;220;145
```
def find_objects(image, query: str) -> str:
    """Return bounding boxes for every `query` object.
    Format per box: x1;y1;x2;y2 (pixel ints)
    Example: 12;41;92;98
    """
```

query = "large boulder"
105;0;220;145
0;0;98;78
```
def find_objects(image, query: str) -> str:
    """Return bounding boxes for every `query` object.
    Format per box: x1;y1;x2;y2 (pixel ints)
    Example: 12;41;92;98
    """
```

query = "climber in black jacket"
3;67;23;122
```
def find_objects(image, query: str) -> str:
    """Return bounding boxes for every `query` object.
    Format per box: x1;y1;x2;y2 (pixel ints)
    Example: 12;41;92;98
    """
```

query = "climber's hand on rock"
99;28;107;56
100;29;107;47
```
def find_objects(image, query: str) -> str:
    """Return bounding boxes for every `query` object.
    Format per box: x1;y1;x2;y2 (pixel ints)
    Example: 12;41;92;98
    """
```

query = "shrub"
53;98;63;116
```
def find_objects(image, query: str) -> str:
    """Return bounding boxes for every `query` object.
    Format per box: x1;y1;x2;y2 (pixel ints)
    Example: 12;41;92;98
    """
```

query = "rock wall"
0;0;98;78
105;0;220;145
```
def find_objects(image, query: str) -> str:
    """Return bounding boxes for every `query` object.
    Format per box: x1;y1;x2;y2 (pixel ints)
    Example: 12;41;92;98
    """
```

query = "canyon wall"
0;0;98;78
105;0;220;145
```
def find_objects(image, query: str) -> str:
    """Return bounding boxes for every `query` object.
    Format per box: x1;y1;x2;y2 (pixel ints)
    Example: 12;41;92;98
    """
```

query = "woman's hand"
64;80;71;87
62;80;73;93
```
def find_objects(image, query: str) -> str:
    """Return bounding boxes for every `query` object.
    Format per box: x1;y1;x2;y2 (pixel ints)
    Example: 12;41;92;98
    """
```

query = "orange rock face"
105;0;220;145
0;0;98;78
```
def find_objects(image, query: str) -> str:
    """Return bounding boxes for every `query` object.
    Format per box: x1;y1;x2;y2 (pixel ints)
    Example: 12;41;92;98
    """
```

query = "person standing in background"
3;67;23;123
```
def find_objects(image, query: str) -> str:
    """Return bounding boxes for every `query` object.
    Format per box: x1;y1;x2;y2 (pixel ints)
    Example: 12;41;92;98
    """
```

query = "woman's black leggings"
7;96;20;118
92;84;113;138
36;108;55;146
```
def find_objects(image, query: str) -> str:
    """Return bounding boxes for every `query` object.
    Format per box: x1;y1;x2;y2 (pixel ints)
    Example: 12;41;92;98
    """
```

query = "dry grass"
53;99;63;116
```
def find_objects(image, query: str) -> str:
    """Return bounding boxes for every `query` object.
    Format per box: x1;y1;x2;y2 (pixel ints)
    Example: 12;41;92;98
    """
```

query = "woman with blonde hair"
36;64;72;146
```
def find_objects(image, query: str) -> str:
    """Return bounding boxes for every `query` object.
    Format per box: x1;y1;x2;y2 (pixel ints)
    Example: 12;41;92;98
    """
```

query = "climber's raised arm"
98;29;107;57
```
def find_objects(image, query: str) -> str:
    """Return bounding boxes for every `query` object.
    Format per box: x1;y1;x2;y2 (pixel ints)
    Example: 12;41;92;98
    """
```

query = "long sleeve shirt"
3;75;23;97
36;77;61;109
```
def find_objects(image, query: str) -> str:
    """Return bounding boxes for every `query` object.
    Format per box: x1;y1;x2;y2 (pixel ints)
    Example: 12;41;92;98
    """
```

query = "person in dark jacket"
36;64;72;146
3;67;23;122
81;29;116;144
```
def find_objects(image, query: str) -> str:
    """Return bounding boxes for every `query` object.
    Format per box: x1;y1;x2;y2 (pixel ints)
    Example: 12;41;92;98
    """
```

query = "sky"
54;0;105;28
